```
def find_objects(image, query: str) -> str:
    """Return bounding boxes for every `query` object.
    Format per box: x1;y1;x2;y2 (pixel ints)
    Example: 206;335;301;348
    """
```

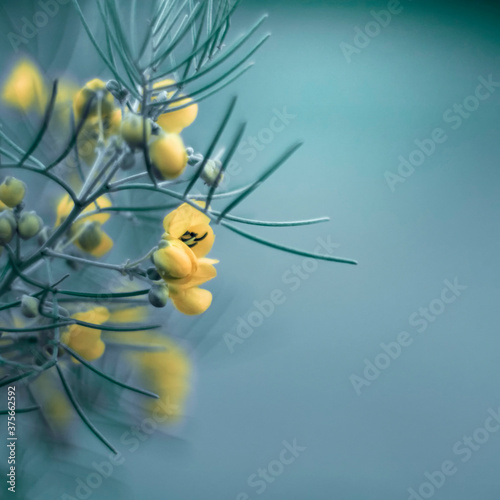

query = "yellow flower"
120;112;151;148
61;306;110;362
52;78;80;125
77;108;122;165
154;203;217;315
108;306;148;323
31;373;72;430
149;132;188;180
127;331;191;420
55;194;113;257
153;79;198;134
162;202;214;258
73;78;115;121
2;59;47;113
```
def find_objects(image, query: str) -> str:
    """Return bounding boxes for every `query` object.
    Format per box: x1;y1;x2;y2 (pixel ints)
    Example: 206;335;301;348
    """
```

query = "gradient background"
1;0;500;499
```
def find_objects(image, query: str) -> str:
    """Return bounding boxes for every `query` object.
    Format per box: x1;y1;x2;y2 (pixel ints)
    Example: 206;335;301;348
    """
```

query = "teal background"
1;0;500;499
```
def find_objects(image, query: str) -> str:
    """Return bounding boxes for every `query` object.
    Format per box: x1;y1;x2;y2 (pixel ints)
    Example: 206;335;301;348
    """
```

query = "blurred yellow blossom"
2;58;47;113
127;331;191;420
61;306;110;362
56;194;113;257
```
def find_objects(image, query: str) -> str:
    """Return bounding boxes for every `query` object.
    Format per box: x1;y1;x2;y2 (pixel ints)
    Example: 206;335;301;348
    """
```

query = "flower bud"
200;159;224;187
146;266;161;281
148;284;169;308
120;113;151;148
149;133;188;180
73;78;115;120
0;211;16;245
0;177;26;207
77;222;103;252
153;240;193;279
21;295;39;318
17;211;43;240
119;151;136;170
37;226;50;245
157;97;198;134
105;80;128;102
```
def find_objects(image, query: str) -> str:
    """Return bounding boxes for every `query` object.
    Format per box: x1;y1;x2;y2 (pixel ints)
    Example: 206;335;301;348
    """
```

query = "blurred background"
1;0;500;498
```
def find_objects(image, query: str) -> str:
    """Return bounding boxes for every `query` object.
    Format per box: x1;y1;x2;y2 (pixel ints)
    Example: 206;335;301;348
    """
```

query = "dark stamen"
194;232;208;242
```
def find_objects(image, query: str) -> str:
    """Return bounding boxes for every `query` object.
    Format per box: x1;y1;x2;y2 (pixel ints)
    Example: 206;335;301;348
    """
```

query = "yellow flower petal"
149;133;188;180
2;59;47;113
72;306;110;324
62;307;109;361
109;306;148;323
157;98;198;134
154;239;196;280
73;78;115;120
56;194;112;227
169;286;212;315
173;258;217;289
162;202;210;239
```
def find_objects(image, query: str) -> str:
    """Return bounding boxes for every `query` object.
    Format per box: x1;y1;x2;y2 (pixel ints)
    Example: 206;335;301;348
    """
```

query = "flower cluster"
0;0;356;458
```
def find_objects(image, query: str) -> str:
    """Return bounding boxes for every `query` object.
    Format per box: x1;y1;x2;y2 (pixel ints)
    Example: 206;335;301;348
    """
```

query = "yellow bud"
120;113;151;148
153;241;193;279
157;98;198;134
0;212;15;245
106;108;122;137
17;211;43;240
149;133;188;180
0;177;26;207
73;78;115;120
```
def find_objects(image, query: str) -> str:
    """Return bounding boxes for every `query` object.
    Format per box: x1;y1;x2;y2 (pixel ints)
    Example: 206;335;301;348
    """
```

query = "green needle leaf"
184;95;237;197
221;221;359;265
19;80;58;167
56;364;117;454
61;343;159;399
218;141;303;222
205;121;246;209
0;405;39;415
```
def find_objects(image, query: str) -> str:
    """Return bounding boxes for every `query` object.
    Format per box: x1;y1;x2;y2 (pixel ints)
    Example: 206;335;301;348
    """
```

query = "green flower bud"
18;211;43;240
200;159;224;187
146;266;161;281
77;222;103;252
0;211;16;245
21;295;39;318
0;177;26;208
120;114;151;149
119;151;136;170
148;284;169;308
37;226;50;245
